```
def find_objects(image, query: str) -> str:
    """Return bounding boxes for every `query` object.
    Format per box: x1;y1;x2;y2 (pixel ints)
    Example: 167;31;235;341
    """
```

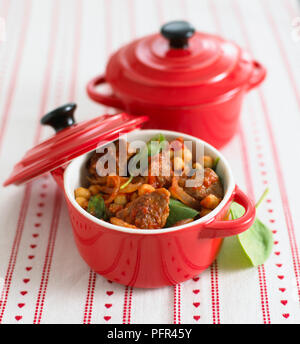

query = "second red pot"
87;21;266;148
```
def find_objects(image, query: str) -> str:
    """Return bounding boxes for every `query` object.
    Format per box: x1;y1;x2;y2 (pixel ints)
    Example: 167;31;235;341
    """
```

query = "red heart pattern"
2;146;293;325
248;112;293;323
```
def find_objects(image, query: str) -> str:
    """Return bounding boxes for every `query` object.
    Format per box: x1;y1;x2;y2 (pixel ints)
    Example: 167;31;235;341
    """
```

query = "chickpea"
138;184;155;196
203;155;214;169
174;156;184;171
200;208;212;218
74;187;91;200
89;185;101;196
200;194;221;209
183;148;192;162
184;163;191;175
76;197;89;209
114;194;127;205
176;149;184;159
193;162;203;171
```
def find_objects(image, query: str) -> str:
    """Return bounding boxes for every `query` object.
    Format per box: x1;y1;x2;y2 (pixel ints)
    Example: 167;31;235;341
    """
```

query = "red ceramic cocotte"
4;104;256;288
87;21;266;148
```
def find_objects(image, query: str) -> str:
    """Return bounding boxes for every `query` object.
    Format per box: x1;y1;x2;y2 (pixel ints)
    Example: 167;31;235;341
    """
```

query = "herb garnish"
230;188;273;266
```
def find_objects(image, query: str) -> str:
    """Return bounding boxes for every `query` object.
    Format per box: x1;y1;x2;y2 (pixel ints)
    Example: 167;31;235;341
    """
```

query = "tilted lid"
106;21;256;106
4;103;148;186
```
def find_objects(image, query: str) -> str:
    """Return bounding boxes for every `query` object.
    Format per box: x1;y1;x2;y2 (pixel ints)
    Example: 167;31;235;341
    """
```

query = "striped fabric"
0;0;300;324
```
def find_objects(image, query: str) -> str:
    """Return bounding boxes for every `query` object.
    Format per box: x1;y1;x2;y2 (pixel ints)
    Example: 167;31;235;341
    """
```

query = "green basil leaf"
129;134;167;175
230;202;273;266
147;133;167;157
230;202;245;220
165;198;199;227
88;195;106;220
213;157;220;171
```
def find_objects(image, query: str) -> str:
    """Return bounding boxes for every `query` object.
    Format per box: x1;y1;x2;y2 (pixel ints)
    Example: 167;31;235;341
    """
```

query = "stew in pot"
74;134;224;229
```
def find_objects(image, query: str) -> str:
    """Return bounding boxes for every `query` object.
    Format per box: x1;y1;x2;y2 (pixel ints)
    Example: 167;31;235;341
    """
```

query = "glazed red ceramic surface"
62;129;255;288
87;21;266;148
4;106;256;288
4;104;148;186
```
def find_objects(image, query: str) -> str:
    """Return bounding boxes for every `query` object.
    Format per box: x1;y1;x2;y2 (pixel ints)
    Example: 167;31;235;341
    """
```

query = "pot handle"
86;75;124;109
247;60;266;91
200;185;256;238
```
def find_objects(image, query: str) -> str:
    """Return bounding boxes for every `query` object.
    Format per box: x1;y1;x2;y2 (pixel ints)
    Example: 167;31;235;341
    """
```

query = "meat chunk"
116;188;170;229
148;152;173;188
183;168;223;201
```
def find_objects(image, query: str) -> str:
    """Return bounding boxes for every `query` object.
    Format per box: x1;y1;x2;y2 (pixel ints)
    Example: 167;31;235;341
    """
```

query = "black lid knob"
161;21;195;49
41;103;77;133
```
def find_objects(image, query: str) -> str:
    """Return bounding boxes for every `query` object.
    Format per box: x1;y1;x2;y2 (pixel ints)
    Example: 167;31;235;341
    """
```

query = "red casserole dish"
4;104;255;288
87;21;266;149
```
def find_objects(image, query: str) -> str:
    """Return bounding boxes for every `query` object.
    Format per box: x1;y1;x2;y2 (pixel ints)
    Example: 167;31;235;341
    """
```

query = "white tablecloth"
0;0;300;324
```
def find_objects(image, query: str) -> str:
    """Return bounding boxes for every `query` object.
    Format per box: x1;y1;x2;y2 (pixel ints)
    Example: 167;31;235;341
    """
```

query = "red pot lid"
4;103;148;186
106;21;256;106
